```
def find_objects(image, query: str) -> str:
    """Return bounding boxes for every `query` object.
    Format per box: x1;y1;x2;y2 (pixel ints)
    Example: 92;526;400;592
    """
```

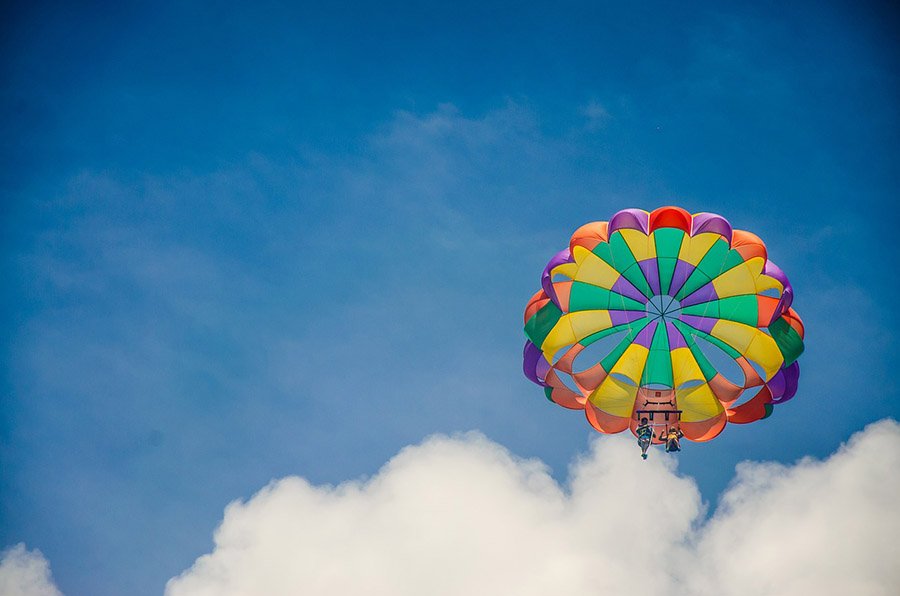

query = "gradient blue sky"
2;1;899;594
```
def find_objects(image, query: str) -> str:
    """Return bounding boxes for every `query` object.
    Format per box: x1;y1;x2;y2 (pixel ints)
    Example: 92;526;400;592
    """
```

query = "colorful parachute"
523;207;804;444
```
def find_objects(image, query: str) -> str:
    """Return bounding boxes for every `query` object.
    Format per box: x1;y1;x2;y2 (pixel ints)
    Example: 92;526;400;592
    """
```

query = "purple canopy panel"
766;367;786;398
541;248;573;310
666;321;688;349
608;208;650;235
764;260;793;318
523;341;546;386
691;212;733;242
668;259;695;297
611;276;648;303
638;259;661;295
535;354;551;384
681;281;719;307
609;310;646;326
634;319;658;348
771;361;800;404
772;362;800;404
679;314;717;334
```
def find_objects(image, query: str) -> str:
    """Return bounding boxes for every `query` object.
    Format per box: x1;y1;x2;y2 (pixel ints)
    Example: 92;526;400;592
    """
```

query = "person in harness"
663;426;684;453
636;417;654;460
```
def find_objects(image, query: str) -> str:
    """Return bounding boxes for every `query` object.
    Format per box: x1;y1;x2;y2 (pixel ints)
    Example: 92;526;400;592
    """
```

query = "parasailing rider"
636;417;654;460
663;426;684;453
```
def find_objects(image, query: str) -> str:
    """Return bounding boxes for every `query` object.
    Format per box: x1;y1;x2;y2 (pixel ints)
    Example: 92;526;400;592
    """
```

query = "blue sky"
2;1;899;594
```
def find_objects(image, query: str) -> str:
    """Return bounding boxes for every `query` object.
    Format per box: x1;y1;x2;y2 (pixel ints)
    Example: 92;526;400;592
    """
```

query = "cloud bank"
0;544;62;596
167;420;900;596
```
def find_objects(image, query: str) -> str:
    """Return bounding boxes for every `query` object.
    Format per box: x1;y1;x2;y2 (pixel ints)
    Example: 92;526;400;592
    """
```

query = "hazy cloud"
166;420;900;596
0;545;62;596
581;100;611;131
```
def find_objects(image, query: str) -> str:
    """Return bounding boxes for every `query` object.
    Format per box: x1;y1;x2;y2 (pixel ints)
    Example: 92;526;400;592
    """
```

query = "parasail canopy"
523;206;804;443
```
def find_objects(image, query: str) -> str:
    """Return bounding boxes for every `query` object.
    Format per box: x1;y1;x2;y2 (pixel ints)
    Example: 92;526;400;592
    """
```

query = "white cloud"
687;419;900;596
0;545;63;596
166;420;900;596
581;100;611;130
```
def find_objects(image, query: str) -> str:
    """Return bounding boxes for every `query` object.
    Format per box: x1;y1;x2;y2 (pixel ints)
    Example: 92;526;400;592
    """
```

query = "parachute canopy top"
523;206;804;443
